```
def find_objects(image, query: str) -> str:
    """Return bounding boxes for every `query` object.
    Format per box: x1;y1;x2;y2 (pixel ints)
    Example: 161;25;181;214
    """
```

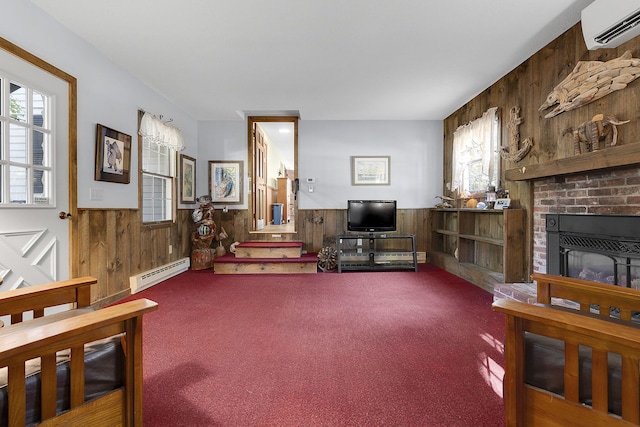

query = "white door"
0;48;70;291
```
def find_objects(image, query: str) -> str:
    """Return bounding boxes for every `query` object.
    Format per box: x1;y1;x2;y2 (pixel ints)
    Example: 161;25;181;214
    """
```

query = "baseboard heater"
129;257;190;294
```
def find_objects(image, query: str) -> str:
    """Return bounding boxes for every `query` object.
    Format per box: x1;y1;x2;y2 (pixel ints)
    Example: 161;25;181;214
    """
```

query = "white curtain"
139;112;185;151
452;107;499;196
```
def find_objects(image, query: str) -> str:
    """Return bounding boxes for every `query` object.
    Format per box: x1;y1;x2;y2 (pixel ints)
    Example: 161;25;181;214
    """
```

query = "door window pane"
32;90;46;126
1;77;53;206
33;130;46;166
33;168;50;204
9;124;27;163
9;82;27;122
9;165;27;203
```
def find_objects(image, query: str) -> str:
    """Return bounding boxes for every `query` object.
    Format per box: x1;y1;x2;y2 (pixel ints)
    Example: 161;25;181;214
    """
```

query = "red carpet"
126;264;505;426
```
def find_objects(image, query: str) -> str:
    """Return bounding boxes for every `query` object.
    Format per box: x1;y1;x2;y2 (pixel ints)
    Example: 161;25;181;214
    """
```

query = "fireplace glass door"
547;214;640;290
564;249;640;289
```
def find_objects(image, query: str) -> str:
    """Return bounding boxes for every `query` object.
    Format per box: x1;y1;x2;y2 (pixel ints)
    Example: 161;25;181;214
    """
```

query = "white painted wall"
198;120;442;210
298;121;442;209
197;121;249;209
4;0;198;209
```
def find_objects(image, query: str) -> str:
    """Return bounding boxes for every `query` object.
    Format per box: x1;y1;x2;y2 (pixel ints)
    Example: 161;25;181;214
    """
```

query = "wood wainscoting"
75;209;192;307
76;208;430;307
213;208;430;254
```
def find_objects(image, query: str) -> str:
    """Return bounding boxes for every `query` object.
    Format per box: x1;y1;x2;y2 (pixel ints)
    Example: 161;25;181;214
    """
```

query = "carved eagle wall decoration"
539;50;640;119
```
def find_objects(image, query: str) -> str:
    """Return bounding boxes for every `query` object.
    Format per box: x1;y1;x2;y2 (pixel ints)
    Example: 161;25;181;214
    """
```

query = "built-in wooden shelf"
428;208;525;289
505;142;640;181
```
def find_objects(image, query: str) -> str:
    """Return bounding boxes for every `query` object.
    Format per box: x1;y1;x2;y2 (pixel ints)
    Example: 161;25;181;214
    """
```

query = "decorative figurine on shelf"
190;194;217;270
569;113;629;155
485;185;497;209
466;198;478;209
434;195;454;208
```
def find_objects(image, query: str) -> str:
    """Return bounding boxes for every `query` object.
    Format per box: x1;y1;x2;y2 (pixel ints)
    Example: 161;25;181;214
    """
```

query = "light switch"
90;188;103;201
308;184;314;193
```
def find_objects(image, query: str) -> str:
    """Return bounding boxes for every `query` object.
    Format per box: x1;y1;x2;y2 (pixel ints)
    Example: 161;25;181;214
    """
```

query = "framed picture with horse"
95;123;132;184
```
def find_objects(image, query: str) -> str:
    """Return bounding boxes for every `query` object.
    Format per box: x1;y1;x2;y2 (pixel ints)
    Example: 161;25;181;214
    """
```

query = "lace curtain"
139;112;185;151
451;107;500;197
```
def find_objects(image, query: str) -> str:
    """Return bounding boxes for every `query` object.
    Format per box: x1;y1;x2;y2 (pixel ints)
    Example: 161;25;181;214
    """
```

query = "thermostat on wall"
494;198;511;210
306;177;315;183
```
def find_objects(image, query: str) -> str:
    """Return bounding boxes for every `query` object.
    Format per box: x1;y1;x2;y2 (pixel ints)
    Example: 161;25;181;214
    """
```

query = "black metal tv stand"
337;234;417;273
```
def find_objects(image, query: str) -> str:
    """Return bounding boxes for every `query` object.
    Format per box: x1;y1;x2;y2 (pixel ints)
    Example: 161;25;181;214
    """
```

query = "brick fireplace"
533;165;640;275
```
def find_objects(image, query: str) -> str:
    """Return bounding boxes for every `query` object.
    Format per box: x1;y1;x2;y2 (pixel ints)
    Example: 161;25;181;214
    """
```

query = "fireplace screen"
547;214;640;289
565;249;640;288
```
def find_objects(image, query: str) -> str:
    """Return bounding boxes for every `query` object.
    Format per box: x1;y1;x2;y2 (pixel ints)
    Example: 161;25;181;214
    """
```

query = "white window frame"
141;137;176;223
0;74;54;207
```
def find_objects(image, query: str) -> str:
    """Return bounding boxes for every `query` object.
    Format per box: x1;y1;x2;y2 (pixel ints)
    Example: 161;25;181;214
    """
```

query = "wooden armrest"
494;297;640;424
0;276;96;322
0;298;157;426
532;272;640;320
493;298;640;353
0;299;157;361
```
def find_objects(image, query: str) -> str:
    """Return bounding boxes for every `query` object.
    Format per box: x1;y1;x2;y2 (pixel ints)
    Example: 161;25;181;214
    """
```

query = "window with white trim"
0;76;53;206
141;139;175;222
139;111;184;223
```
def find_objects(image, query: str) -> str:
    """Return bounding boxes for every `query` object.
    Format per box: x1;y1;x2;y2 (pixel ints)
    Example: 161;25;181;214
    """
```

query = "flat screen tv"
347;200;397;232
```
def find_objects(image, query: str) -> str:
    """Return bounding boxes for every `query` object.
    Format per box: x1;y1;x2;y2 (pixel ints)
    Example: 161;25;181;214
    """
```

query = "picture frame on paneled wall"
94;123;131;184
351;156;390;185
180;154;196;204
209;160;243;204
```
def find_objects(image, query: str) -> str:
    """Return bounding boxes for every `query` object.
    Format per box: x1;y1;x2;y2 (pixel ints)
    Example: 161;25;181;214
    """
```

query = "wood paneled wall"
212;208;429;253
76;209;192;307
442;23;640;280
80;207;429;306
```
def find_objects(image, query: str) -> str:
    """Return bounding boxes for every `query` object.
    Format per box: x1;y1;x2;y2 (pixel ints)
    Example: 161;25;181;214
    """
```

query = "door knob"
59;212;72;220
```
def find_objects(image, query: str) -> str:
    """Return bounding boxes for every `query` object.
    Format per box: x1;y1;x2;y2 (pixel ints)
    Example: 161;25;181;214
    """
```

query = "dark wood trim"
505;142;640;181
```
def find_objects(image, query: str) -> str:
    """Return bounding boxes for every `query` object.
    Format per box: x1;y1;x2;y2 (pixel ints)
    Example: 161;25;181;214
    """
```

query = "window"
451;107;500;197
0;77;53;206
141;138;175;222
139;111;184;223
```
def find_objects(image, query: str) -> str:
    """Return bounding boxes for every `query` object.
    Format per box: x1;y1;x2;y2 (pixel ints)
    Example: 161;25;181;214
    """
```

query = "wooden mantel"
505;142;640;181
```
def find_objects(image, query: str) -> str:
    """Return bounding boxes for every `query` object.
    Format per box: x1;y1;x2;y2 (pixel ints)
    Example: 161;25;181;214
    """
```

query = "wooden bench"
493;273;640;426
0;277;157;426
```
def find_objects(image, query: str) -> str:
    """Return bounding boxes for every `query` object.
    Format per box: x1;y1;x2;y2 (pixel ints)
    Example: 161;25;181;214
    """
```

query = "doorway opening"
247;116;298;234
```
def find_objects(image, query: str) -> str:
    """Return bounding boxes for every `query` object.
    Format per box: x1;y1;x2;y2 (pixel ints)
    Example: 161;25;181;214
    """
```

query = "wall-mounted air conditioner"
582;0;640;50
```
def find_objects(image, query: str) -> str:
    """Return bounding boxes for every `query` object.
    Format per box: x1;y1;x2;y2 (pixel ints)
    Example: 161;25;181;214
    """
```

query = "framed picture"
351;156;390;185
94;124;131;184
209;160;243;204
180;154;197;204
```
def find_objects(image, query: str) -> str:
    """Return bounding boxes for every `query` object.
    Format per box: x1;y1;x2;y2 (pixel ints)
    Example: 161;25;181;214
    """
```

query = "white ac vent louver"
582;0;640;50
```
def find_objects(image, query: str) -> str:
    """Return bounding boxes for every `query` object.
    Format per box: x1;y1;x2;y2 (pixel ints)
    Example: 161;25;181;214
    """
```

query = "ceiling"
31;0;594;121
